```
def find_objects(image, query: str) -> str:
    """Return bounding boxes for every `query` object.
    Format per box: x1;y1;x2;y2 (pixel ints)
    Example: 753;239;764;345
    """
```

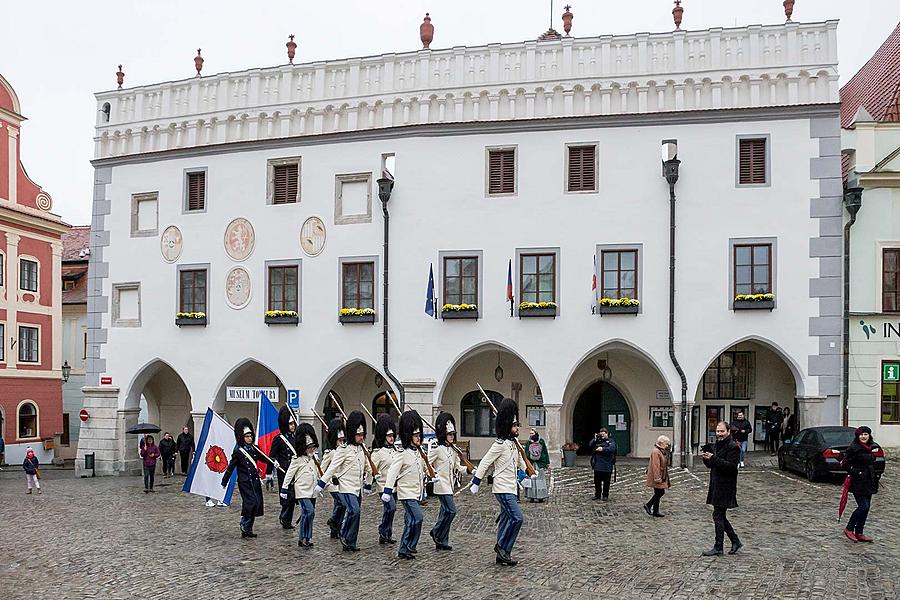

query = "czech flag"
256;391;280;478
506;259;514;302
592;255;599;313
425;263;436;317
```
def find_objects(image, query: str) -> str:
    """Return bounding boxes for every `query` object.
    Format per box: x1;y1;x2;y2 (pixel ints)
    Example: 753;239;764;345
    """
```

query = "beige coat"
646;445;671;489
369;447;397;493
319;448;337;493
320;443;371;495
429;444;469;495
474;439;526;495
384;447;424;501
283;454;318;499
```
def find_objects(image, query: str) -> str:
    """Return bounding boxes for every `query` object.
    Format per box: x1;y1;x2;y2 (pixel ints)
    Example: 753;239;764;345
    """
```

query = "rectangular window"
567;145;597;192
0;323;4;361
185;171;206;211
487;148;516;195
883;249;900;313
520;253;556;303
271;161;300;205
734;244;771;296
738;138;767;185
268;265;299;312
131;192;159;236
179;269;207;314
20;259;38;292
650;406;674;428
703;351;752;400
883;362;900;424
601;250;638;300
60;415;71;446
342;262;375;310
443;256;478;306
18;326;39;363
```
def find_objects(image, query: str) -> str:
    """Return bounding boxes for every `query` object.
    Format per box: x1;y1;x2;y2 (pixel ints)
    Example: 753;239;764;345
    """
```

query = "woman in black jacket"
701;422;742;556
843;426;881;543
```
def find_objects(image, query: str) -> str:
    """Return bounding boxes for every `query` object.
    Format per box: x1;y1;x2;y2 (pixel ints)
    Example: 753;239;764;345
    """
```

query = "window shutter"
568;145;596;192
488;149;515;194
187;172;206;210
739;139;767;185
273;164;298;204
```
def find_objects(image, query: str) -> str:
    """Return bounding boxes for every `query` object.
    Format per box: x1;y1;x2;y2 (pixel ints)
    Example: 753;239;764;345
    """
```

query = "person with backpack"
524;428;550;503
589;428;617;501
23;447;41;494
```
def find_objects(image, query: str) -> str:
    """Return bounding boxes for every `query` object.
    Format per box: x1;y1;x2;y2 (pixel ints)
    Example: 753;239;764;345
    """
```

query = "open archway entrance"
315;361;397;446
214;360;287;428
572;381;631;455
127;360;192;439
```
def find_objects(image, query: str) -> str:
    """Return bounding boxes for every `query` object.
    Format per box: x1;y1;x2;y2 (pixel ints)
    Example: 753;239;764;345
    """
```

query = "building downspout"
842;187;863;426
380;194;405;408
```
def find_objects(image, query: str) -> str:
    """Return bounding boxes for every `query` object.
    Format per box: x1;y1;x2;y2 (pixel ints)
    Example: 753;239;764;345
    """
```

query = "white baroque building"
77;19;844;475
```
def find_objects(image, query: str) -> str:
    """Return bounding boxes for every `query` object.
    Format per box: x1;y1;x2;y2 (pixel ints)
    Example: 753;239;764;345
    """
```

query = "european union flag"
425;263;436;317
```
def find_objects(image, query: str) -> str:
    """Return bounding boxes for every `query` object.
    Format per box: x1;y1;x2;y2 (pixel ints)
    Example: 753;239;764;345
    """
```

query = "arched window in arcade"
18;401;39;439
460;389;502;437
372;391;398;418
322;390;343;445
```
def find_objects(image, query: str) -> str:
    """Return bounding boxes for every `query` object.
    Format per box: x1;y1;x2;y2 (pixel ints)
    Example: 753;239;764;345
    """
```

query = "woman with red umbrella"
841;426;882;543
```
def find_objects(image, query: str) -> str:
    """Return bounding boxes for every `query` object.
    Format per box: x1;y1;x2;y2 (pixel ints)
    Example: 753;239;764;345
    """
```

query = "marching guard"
281;423;320;547
315;411;372;551
470;398;530;566
371;413;399;545
321;417;347;540
271;405;299;529
428;412;472;551
383;410;426;559
220;418;265;539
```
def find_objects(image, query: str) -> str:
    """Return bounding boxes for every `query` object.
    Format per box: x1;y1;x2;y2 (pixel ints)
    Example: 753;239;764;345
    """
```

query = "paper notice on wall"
616;422;627;431
617;414;626;425
608;415;617;426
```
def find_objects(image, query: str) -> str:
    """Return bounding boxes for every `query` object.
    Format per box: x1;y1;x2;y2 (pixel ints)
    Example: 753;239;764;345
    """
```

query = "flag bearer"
428;412;472;550
321;418;346;540
382;410;426;559
221;418;265;538
281;423;320;547
370;413;399;544
271;405;299;529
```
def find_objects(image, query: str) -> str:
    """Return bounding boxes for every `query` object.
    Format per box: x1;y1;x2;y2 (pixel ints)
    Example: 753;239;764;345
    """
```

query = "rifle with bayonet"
382;393;439;479
329;392;380;477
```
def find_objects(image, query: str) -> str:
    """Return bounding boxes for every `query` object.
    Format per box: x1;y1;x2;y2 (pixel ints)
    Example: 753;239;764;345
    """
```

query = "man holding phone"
589;428;616;501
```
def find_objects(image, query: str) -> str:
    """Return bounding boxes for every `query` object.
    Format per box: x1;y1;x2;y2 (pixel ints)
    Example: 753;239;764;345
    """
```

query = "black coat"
221;445;265;518
766;409;783;434
176;432;195;453
269;434;297;481
844;440;880;496
703;436;740;508
731;419;752;443
589;437;617;472
158;438;177;458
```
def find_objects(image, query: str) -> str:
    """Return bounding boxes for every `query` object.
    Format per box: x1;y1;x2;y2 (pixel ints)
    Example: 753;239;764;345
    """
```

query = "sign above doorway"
226;387;280;403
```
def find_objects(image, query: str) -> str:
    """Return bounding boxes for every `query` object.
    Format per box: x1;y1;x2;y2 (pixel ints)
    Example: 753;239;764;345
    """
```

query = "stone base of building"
75;386;124;477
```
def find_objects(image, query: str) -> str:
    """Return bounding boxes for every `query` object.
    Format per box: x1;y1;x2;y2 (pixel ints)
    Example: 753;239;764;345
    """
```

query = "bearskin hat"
278;405;296;435
234;417;255;444
327;417;345;449
399;410;423;449
435;411;457;446
345;410;367;445
373;413;398;449
494;398;519;440
295;422;318;454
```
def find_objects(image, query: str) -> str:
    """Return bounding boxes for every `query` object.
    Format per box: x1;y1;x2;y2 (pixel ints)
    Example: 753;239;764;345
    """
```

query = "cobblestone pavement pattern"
1;458;897;599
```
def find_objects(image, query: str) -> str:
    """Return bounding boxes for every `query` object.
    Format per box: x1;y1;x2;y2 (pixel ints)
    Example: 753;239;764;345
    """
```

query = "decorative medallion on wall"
225;266;252;309
160;225;183;263
224;217;255;261
35;192;53;211
300;216;326;257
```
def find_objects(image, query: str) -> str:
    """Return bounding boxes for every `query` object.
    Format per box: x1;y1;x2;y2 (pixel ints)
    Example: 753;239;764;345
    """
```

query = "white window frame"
16;399;40;441
130;192;159;237
265;259;303;318
112;282;142;327
18;323;41;364
19;255;39;294
564;142;600;194
485;145;518;197
182;167;208;214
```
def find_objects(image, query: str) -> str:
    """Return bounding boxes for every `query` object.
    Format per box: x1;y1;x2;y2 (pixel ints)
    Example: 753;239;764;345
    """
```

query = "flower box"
733;300;775;311
442;309;479;320
265;315;299;325
339;314;376;324
175;316;207;327
519;306;557;318
598;305;640;315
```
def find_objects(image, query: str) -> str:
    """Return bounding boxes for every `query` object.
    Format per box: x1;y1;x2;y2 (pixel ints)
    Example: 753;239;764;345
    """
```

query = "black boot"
643;503;653;517
728;540;743;555
495;548;517;566
701;546;723;556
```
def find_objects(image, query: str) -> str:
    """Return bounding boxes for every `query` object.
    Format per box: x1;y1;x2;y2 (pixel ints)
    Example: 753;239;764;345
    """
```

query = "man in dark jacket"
158;432;177;477
731;411;752;468
589;428;617;501
765;403;783;455
270;405;298;529
701;421;742;556
176;426;195;475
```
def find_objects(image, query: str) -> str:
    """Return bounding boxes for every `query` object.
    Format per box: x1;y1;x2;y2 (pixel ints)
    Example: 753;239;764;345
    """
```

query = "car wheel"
778;454;786;471
805;461;817;482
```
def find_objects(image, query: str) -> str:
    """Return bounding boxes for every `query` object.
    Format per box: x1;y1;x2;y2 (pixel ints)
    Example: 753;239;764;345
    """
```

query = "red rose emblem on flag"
205;445;228;473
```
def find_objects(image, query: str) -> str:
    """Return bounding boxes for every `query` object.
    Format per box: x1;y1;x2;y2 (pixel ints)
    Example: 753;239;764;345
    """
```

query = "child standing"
23;447;41;494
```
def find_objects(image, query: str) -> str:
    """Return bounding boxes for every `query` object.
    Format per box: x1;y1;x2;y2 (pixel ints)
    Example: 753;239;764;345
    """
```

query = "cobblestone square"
1;458;897;599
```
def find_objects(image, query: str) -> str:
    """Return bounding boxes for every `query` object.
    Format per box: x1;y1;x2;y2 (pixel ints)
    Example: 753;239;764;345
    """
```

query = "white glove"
470;483;480;494
381;492;392;503
313;484;324;497
279;491;288;500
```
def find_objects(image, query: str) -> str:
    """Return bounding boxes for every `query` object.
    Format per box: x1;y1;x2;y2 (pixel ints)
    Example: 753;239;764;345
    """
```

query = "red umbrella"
838;475;851;520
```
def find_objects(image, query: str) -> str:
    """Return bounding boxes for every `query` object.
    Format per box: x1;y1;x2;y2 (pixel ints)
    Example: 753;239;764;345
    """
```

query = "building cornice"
0;204;70;235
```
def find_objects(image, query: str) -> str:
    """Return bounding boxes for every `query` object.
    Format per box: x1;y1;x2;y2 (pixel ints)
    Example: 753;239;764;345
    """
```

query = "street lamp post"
62;360;72;384
377;176;405;408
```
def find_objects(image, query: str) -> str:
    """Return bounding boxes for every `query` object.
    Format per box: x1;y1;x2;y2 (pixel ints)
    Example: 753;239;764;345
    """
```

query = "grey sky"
2;1;897;225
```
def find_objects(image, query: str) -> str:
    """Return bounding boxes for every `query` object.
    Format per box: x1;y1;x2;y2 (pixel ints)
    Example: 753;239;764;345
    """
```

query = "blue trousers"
430;494;457;546
847;494;871;534
379;492;397;540
298;498;316;541
328;492;345;534
399;499;423;555
739;440;748;464
340;493;362;548
495;493;524;554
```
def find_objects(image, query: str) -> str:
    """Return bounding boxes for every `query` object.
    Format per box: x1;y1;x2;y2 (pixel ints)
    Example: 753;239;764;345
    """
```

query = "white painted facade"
77;21;844;475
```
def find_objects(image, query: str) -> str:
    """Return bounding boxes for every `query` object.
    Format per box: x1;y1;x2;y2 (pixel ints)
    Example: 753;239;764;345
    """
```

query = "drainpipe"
377;177;405;407
842;187;863;426
662;141;690;467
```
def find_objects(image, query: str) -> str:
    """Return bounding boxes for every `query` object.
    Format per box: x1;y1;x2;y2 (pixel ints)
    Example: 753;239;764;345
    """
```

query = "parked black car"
778;426;886;482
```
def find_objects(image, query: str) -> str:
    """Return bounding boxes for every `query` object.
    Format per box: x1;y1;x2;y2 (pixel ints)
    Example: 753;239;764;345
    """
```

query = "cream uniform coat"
283;454;319;499
384;447;424;501
369;447;397;494
474;439;527;495
428;444;469;495
320;443;371;495
320;448;338;493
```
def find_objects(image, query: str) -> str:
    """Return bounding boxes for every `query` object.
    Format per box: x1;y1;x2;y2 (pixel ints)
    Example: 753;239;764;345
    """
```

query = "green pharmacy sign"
884;363;900;382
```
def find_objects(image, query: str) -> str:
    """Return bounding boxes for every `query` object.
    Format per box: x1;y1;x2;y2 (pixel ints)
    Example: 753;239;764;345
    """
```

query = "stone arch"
124;358;193;440
212;358;288;426
313;358;393;415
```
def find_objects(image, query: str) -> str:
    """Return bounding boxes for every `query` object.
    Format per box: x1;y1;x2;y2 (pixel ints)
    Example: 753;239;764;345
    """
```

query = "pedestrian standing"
383;411;426;559
524;428;550;503
158;432;177;477
140;435;161;493
644;435;670;516
23;447;41;494
842;426;882;543
589;428;617;501
701;422;743;556
731;411;752;468
176;426;195;475
0;433;6;466
220;418;265;538
782;407;797;445
765;403;783;455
